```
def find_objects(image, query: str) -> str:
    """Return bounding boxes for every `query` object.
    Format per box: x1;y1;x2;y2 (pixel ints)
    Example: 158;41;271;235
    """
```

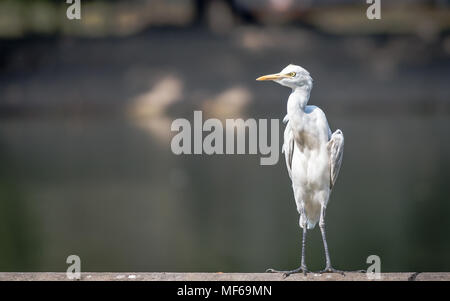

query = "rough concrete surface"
0;272;448;281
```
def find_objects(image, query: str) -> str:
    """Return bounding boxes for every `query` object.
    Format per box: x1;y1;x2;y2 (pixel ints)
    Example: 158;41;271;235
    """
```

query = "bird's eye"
288;72;296;77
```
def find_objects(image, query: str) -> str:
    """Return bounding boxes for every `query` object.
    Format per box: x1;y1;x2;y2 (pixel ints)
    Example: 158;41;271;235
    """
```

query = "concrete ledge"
0;272;448;281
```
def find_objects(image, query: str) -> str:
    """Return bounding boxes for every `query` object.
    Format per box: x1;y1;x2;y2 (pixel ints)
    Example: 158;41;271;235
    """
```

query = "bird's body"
285;102;344;229
285;106;331;229
257;64;345;275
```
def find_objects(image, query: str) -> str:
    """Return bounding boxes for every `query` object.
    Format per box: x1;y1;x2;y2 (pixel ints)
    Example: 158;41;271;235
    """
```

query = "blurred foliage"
0;0;448;37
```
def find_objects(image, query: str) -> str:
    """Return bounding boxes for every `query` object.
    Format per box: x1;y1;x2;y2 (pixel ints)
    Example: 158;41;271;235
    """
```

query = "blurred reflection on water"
1;112;449;272
0;0;449;270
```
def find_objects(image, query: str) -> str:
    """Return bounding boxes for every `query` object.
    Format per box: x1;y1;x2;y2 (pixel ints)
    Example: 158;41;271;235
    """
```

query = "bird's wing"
328;129;344;189
283;120;294;180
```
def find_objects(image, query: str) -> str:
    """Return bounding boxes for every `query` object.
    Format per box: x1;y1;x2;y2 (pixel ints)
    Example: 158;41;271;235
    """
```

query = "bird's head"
256;64;313;90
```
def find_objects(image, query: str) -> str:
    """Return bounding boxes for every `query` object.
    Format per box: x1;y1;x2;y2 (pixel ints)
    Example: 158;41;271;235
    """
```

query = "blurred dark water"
0;27;450;272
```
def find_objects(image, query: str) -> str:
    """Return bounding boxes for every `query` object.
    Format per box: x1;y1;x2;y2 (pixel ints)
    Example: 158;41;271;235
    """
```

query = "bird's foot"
266;266;310;278
317;266;345;275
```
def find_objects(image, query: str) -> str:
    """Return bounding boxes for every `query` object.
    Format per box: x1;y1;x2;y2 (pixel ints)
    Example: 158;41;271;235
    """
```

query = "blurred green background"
0;0;450;272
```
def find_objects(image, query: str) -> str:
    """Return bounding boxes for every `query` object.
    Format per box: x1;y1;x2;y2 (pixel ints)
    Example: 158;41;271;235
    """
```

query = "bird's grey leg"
266;210;310;277
299;224;309;274
317;206;366;275
318;205;345;275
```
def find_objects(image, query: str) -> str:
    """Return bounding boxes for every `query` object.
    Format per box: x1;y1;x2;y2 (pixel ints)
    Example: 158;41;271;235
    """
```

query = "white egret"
257;64;345;276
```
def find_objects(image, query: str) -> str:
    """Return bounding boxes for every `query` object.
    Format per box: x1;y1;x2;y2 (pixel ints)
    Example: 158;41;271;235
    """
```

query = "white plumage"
257;64;345;276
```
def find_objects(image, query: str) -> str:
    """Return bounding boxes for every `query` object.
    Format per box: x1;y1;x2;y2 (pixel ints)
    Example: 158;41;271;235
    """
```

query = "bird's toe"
266;266;310;278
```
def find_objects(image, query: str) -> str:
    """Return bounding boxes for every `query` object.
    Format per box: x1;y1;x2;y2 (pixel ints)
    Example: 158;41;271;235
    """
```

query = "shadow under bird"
257;64;352;277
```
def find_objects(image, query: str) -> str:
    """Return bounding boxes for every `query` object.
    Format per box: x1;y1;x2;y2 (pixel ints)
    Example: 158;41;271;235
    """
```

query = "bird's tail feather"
300;215;318;230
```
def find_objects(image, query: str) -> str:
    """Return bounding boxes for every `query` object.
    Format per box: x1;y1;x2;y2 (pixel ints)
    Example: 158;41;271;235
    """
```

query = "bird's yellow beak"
256;73;289;81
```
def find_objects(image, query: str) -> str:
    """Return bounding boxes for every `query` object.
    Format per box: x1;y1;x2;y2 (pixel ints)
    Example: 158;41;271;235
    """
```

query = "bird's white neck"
287;87;311;118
